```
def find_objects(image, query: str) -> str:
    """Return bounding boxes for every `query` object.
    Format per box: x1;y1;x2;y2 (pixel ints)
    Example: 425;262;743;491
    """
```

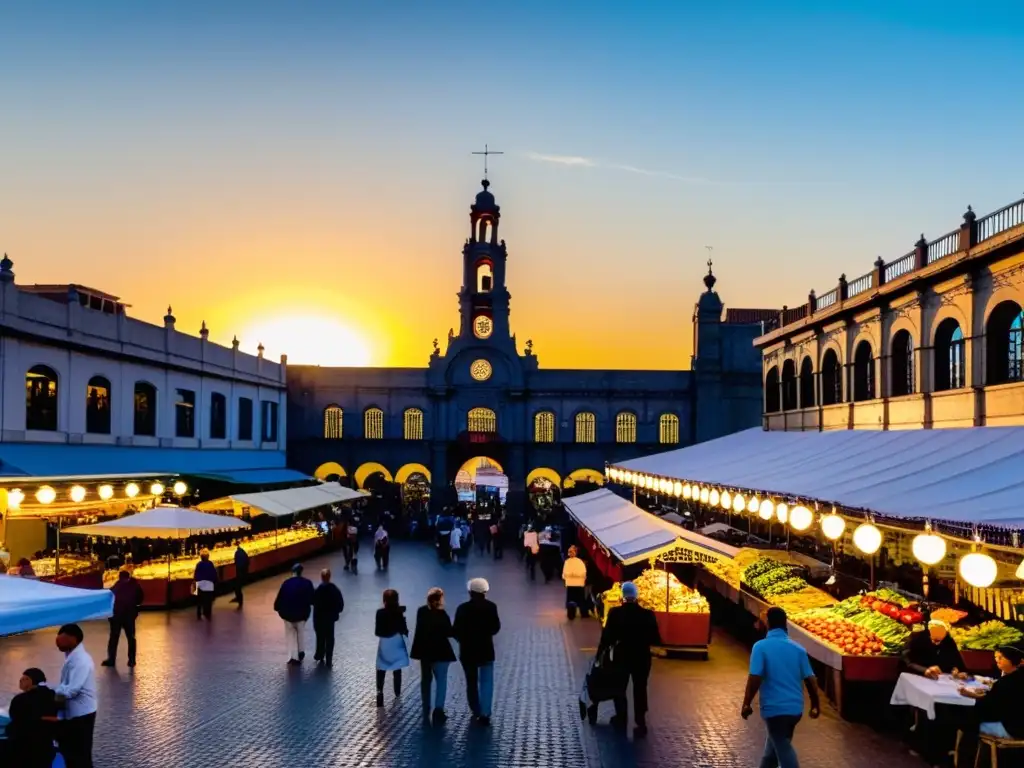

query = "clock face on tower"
470;359;493;381
474;315;493;339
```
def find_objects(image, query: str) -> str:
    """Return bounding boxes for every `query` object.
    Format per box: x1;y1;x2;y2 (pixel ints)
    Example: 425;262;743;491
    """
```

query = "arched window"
659;414;680;444
403;408;424;440
86;375;111;434
476;260;493;293
615;412;637;443
575;412;596;443
781;360;798;411
364;407;384;439
935;319;966;391
986;300;1024;384
324;405;343;439
821;350;842;405
764;366;780;413
467;407;496;433
891;330;914;396
25;365;58;431
853;341;875;401
210;392;227;439
799;357;815;408
133;382;156;436
534;411;555;443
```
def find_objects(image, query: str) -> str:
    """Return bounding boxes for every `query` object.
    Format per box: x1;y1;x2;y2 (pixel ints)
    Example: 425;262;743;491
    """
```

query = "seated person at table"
955;646;1024;764
903;619;966;679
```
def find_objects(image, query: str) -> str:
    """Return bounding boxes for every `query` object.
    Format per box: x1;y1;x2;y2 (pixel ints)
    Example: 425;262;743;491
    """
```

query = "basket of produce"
951;620;1024;650
742;556;809;600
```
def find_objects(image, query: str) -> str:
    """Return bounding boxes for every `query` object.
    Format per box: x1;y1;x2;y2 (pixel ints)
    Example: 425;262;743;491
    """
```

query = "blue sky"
1;1;1022;367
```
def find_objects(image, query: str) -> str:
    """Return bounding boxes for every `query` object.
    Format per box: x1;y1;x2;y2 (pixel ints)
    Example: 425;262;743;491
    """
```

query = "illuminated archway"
314;462;347;481
565;468;605;488
395;463;432;485
354;461;394;489
526;467;561;488
455;456;504;478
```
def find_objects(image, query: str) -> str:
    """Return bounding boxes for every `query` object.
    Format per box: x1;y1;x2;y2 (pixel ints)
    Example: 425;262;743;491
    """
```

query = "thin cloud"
526;150;836;187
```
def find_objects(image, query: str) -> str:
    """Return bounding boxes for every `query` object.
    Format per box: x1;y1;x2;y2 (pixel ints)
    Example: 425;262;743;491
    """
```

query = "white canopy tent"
563;489;739;564
613;426;1024;529
63;506;250;539
197;482;366;518
0;575;114;636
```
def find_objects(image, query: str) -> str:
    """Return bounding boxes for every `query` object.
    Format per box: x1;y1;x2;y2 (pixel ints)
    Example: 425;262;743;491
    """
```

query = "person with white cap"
597;580;661;737
274;563;316;665
453;577;501;726
902;618;965;680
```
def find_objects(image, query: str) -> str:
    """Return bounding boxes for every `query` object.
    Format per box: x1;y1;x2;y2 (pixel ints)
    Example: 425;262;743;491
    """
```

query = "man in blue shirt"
741;607;820;768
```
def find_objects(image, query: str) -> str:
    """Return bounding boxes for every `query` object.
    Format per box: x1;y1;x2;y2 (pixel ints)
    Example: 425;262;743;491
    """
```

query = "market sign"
651;531;739;566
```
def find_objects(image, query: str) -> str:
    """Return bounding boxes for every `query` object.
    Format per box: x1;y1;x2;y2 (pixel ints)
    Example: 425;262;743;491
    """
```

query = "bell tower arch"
460;179;511;341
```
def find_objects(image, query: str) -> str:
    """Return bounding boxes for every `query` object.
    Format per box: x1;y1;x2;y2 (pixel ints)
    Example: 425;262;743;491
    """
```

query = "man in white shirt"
54;623;98;768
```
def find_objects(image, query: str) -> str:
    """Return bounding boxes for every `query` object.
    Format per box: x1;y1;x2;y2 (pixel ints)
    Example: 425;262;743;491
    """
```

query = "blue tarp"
190;468;311;484
0;576;113;636
0;444;289;479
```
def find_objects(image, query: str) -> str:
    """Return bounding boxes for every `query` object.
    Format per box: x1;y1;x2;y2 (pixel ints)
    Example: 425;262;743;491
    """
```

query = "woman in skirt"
375;588;410;706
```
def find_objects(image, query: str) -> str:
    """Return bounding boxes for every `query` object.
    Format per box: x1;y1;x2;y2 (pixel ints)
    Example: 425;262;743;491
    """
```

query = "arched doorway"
526;467;562;513
454;456;507;510
563;468;605;498
314;461;348;483
395;463;431;511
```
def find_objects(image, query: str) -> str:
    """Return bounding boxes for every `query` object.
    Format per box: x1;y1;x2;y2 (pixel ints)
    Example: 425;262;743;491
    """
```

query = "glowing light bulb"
35;486;56;505
820;513;846;541
173;481;188;496
912;533;946;566
789;505;813;531
733;493;746;513
7;488;24;509
959;552;998;589
98;485;114;501
69;485;87;503
125;483;140;498
758;499;775;521
853;523;882;555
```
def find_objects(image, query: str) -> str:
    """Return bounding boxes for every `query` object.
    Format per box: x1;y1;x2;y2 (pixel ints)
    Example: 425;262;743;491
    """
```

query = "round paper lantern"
912;533;946;566
747;495;760;514
776;503;789;525
758;499;775;521
7;488;25;509
789;505;813;531
173;481;188;496
150;482;165;497
699;487;710;505
69;485;87;503
853;523;882;555
959;552;998;589
35;486;56;505
125;482;140;498
820;513;846;541
733;493;746;513
98;484;114;501
709;488;720;507
721;490;732;510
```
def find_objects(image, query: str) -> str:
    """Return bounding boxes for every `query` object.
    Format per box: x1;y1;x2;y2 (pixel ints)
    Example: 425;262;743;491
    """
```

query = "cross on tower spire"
472;144;504;180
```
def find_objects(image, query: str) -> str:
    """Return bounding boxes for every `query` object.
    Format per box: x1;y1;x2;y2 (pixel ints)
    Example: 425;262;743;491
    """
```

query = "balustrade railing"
927;230;959;264
977;198;1024;242
847;271;873;297
884;252;915;282
773;195;1024;334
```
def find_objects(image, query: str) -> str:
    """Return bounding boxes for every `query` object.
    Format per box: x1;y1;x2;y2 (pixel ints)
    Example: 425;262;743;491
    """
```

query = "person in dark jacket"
410;587;456;725
375;589;410;706
902;620;966;679
452;577;501;726
230;543;250;607
312;568;344;667
102;569;144;667
193;549;218;621
274;563;315;665
598;581;662;737
955;645;1024;765
6;667;57;767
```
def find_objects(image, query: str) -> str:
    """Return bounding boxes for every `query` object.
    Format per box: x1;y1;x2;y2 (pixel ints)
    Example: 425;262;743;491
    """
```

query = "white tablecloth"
890;673;978;720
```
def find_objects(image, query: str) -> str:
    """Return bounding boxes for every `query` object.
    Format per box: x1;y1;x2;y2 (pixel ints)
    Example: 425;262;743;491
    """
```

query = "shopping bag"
585;647;626;705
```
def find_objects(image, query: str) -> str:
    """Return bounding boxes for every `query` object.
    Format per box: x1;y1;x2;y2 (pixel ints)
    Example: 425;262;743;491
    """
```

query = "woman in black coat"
410;587;457;725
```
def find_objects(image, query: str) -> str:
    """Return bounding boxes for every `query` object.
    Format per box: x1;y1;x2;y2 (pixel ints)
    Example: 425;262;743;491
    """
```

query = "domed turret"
469;180;500;244
471;179;499;215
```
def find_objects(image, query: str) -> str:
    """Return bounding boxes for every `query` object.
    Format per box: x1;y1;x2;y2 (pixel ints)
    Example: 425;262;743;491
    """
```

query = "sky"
2;1;1023;369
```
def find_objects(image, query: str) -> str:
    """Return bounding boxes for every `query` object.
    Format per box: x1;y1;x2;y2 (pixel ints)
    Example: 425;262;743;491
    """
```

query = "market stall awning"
563;489;738;565
0;575;114;636
63;506;250;539
613;426;1024;528
197;482;367;518
189;468;311;485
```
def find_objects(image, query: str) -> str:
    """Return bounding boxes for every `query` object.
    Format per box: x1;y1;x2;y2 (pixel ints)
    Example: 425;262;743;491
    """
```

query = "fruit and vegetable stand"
601;569;712;653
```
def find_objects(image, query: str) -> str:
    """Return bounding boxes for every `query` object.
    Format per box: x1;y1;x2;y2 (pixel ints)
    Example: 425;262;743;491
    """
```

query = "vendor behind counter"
902;619;966;678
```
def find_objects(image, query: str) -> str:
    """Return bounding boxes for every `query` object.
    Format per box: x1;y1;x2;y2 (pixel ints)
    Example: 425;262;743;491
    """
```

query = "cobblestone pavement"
1;542;924;768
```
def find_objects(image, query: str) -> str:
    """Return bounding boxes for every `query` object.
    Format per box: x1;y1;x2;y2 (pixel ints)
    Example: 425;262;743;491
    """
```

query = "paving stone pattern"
1;542;924;768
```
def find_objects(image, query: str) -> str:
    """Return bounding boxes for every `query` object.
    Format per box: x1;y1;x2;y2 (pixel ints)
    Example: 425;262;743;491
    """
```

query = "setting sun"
242;314;373;367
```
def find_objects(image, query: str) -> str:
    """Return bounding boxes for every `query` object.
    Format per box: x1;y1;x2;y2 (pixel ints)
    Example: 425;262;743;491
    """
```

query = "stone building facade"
755;195;1024;430
287;180;775;513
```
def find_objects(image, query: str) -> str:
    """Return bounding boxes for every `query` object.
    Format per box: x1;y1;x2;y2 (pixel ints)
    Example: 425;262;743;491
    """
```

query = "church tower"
458;180;512;342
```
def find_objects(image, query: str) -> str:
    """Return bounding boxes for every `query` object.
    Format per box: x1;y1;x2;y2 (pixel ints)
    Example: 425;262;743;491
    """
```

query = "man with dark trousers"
312;568;344;667
230;542;250;607
598;580;661;737
102;569;144;668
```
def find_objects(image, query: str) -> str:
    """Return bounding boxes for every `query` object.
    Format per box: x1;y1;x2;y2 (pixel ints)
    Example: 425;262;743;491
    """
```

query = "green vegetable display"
951;621;1024;650
743;556;809;598
743;557;783;581
761;577;809;597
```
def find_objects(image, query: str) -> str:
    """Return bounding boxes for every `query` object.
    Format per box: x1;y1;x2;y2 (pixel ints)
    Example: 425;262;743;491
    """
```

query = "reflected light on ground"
242;314;373;366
